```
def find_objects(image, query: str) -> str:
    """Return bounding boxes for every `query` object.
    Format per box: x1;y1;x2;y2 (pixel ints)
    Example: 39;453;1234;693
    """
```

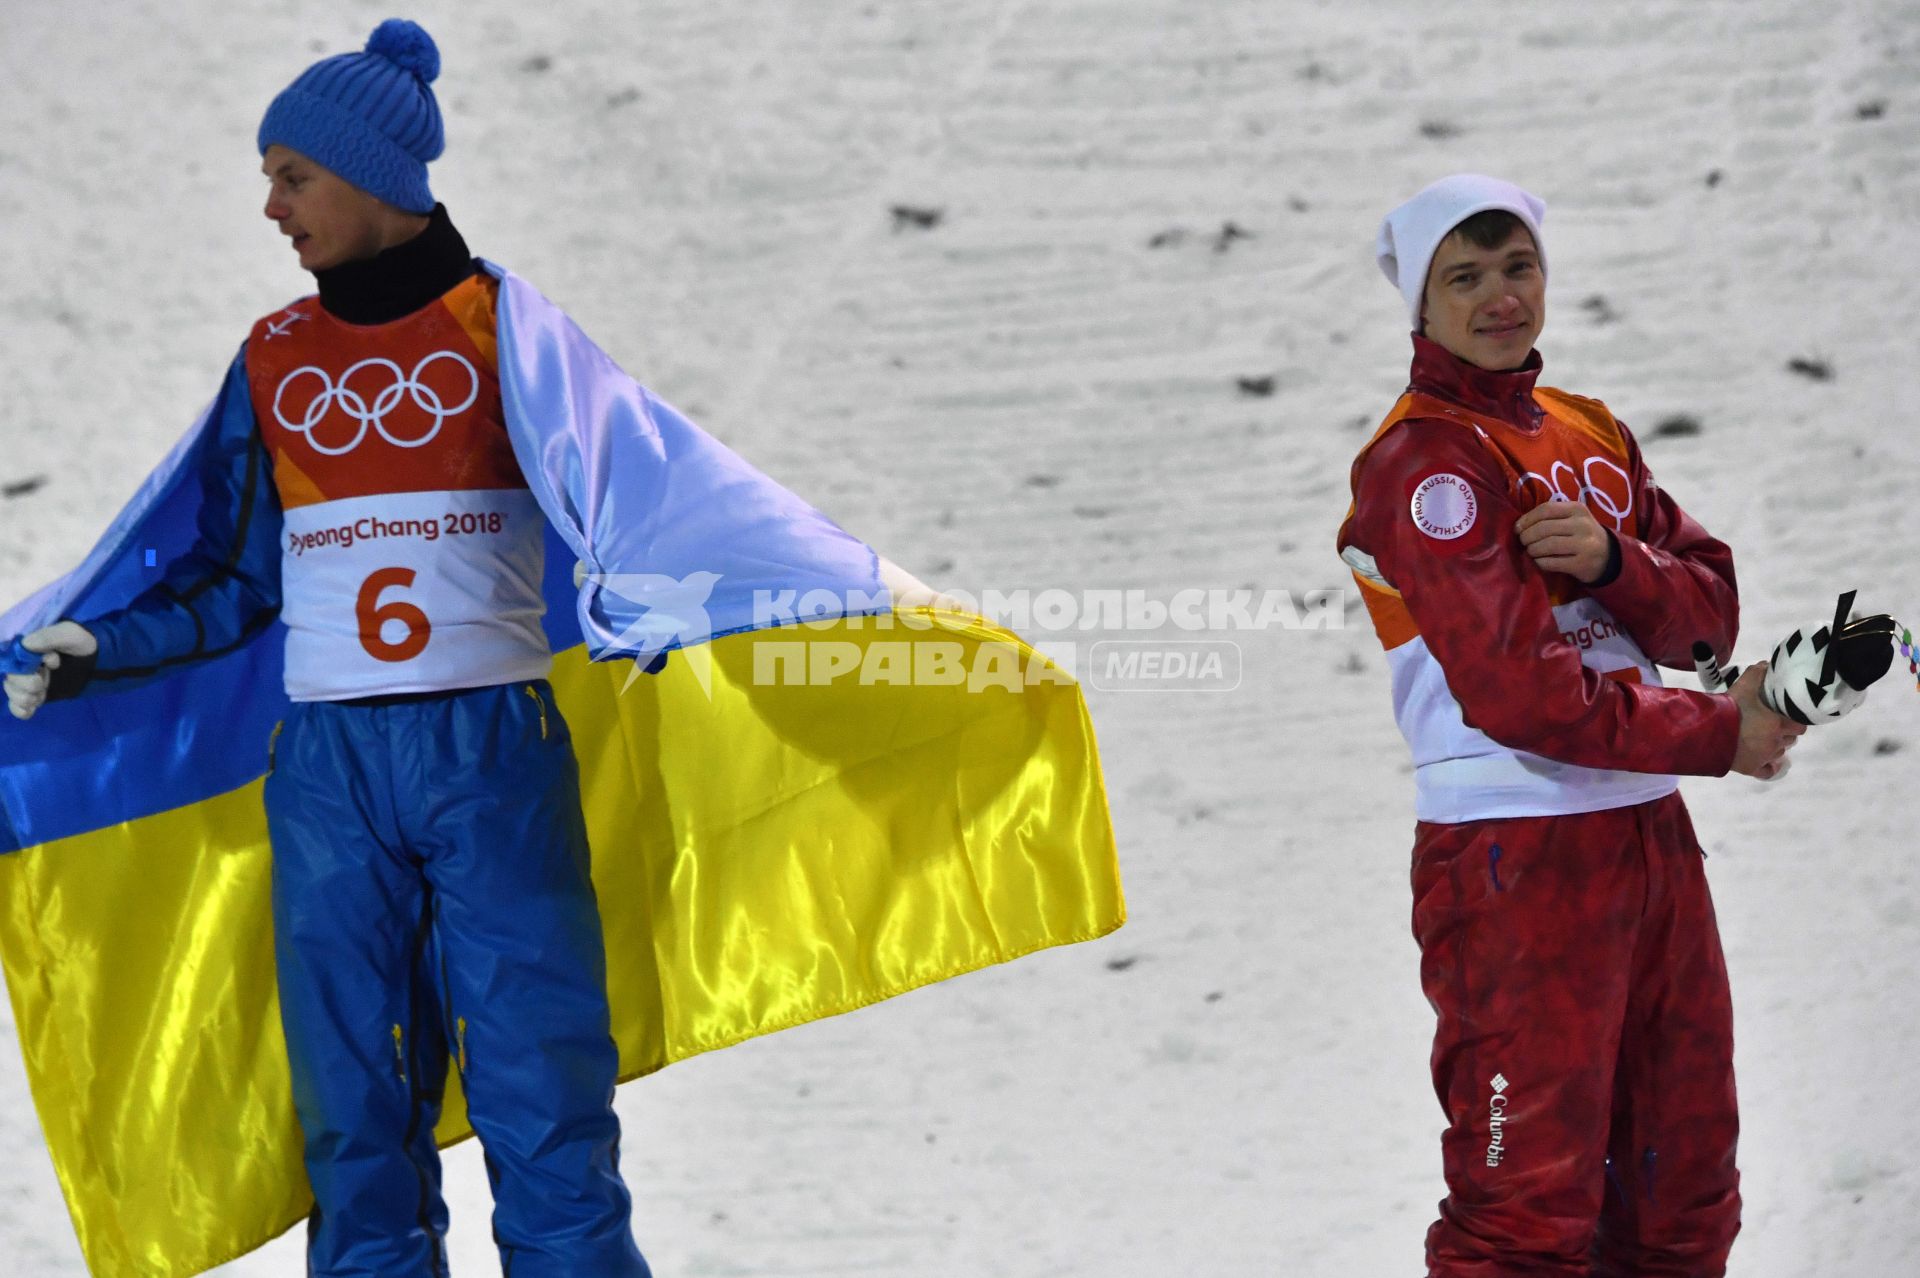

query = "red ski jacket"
1336;336;1741;821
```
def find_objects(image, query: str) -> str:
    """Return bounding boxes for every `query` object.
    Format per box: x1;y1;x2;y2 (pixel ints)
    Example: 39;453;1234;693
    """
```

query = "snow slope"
2;1;1916;1273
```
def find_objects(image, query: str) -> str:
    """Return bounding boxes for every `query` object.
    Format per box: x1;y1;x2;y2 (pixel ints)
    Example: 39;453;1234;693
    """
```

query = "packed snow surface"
2;1;1917;1273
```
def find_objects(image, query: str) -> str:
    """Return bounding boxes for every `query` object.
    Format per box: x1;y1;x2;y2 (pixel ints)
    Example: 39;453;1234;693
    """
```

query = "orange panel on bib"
246;276;523;509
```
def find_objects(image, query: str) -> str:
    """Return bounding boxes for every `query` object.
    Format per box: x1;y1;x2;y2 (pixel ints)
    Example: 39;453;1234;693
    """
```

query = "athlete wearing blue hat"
7;20;650;1276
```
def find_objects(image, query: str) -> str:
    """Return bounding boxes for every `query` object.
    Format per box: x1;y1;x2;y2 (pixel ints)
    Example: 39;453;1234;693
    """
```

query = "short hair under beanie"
258;19;445;214
1375;174;1548;331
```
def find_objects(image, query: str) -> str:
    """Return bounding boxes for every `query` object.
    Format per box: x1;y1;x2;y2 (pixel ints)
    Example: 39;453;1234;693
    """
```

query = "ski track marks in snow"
1;1;1917;1275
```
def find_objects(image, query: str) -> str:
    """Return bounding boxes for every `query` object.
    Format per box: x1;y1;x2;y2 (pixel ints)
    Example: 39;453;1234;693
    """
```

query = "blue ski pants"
263;679;651;1277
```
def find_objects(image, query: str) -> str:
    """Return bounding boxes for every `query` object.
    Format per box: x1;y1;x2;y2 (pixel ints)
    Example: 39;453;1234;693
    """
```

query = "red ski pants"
1411;791;1740;1277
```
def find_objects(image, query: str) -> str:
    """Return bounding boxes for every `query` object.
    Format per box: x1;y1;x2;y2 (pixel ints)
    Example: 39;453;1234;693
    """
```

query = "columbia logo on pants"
1487;1074;1510;1167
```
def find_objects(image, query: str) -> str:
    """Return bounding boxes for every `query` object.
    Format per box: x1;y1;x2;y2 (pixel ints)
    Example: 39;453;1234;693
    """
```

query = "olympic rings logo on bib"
1514;456;1634;530
273;352;480;456
1410;472;1478;541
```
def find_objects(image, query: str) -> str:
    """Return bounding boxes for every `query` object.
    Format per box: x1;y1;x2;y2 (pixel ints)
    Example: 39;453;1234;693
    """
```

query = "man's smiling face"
1420;221;1546;371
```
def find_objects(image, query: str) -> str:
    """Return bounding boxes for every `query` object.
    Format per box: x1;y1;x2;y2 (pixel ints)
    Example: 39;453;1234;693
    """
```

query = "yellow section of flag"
0;610;1122;1275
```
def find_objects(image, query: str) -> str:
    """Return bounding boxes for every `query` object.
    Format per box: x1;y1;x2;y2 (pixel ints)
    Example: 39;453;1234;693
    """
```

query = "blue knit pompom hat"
258;19;445;214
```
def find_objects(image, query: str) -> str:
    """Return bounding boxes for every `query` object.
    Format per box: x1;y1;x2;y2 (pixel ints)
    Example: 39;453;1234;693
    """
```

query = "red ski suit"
1338;336;1745;1276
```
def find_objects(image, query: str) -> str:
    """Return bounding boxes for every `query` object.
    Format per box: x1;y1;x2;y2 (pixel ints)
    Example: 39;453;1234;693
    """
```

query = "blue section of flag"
0;265;880;856
488;262;883;660
2;639;36;676
0;523;589;854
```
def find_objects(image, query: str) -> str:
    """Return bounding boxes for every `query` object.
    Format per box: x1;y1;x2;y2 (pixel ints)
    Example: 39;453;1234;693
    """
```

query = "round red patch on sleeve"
1409;472;1478;540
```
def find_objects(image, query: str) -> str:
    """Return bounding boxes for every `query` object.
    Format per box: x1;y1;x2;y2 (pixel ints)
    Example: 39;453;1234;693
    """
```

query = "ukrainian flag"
0;265;1124;1276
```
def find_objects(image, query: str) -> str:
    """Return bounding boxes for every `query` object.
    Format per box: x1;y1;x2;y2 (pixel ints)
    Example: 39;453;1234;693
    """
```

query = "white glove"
5;621;99;721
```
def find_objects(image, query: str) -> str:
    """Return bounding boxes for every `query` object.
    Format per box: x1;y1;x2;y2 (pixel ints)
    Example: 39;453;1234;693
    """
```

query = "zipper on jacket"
456;1017;469;1076
1489;843;1506;893
524;684;548;740
1643;1147;1659;1201
267;720;283;775
390;1024;407;1083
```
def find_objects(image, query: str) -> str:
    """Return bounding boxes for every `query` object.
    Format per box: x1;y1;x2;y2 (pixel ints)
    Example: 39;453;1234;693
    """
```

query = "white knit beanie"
1375;174;1548;331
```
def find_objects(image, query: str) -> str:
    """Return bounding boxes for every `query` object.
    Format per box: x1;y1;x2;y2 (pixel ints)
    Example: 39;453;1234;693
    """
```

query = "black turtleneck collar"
315;204;477;325
1406;332;1546;431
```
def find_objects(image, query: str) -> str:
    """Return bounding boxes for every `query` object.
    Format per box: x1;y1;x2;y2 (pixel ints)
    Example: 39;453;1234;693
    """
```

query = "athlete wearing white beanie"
1339;170;1797;1277
1375;173;1548;331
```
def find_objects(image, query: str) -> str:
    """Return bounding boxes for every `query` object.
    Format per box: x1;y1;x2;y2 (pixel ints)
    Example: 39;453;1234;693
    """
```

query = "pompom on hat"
1375;174;1547;331
258;19;445;214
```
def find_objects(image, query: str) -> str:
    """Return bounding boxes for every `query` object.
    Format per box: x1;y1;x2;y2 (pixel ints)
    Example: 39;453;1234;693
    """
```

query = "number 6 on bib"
356;567;431;662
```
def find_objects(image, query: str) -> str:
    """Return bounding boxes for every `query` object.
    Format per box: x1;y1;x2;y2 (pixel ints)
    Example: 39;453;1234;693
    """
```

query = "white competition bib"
1551;595;1662;685
1384;597;1676;822
279;489;551;701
